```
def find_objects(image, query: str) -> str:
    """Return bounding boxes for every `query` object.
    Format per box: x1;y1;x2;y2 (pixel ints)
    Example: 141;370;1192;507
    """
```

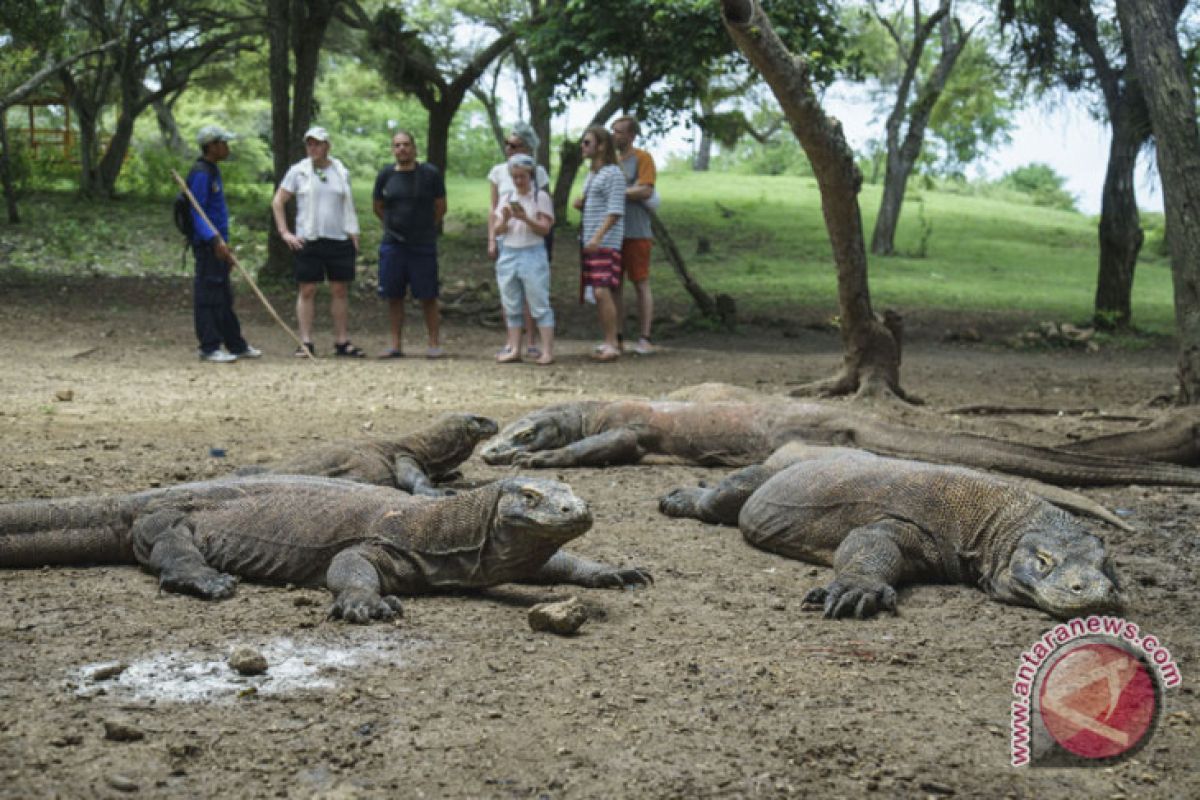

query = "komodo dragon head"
490;477;593;545
990;528;1122;620
481;404;590;465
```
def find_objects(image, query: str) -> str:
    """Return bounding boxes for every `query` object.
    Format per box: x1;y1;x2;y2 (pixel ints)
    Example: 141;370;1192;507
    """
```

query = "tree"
864;0;977;256
721;0;912;401
1116;0;1200;403
359;2;515;174
0;1;118;222
261;0;347;282
999;0;1171;331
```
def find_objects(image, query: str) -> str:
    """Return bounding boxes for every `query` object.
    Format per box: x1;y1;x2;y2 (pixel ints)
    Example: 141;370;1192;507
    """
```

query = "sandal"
294;342;316;358
334;341;366;358
526;346;542;359
377;348;404;359
590;344;620;362
496;346;522;364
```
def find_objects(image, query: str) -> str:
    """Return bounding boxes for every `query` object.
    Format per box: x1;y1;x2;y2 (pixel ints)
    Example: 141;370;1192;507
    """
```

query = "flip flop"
377;348;404;359
591;344;620;362
496;347;522;364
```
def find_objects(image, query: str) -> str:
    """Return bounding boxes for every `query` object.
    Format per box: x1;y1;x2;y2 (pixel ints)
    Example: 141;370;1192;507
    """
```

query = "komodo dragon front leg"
529;551;653;588
130;511;238;599
512;429;644;468
326;548;407;623
659;465;775;525
801;519;942;619
393;456;455;497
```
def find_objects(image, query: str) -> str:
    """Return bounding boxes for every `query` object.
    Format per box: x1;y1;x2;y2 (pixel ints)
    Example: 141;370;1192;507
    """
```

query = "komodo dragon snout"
991;529;1122;620
482;412;572;465
492;477;593;541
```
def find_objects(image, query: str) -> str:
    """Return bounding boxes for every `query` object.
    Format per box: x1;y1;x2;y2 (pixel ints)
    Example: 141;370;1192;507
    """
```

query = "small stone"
54;389;74;402
919;780;955;795
228;647;268;676
107;774;138;792
528;597;588;635
103;720;144;742
768;597;786;611
92;662;127;681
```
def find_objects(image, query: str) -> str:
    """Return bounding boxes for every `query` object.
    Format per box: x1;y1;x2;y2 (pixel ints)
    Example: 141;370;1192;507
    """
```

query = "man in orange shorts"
611;115;657;354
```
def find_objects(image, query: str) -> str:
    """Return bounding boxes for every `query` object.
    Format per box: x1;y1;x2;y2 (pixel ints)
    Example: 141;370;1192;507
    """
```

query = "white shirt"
494;187;554;249
488;162;551;199
280;157;360;240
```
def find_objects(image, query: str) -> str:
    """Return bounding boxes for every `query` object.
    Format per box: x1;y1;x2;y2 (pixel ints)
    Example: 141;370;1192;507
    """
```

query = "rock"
54;389;74;402
919;780;955;795
528;597;588;635
103;720;145;742
107;774;139;792
92;662;127;681
228;646;268;676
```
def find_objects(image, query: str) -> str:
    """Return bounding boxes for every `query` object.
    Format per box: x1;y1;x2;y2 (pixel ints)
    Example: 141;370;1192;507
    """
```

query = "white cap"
303;126;330;143
196;124;236;147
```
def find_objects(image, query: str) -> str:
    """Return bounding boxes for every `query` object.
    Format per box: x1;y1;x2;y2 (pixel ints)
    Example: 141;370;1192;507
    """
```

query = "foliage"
996;162;1077;211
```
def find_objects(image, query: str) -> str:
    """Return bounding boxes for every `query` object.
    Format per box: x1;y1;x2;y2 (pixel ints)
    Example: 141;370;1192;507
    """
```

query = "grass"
0;172;1178;335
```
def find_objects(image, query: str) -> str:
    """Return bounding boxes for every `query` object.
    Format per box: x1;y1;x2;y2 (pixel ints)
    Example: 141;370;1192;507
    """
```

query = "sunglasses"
581;139;596;145
504;140;524;149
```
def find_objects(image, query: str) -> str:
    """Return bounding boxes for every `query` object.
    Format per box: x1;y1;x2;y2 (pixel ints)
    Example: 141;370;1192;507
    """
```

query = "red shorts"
621;238;652;283
580;246;623;301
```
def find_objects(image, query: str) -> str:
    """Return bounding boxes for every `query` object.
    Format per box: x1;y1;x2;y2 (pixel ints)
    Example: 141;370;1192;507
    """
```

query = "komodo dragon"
658;448;1122;620
237;413;498;495
479;400;1200;488
0;475;651;623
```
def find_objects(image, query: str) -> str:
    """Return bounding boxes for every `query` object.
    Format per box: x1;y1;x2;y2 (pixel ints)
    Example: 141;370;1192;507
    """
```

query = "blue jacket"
187;159;229;244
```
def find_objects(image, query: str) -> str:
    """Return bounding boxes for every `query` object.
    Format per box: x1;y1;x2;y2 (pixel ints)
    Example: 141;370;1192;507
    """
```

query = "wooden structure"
7;94;74;159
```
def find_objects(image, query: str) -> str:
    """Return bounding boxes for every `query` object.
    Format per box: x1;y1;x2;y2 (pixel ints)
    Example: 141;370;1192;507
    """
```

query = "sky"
555;80;1164;216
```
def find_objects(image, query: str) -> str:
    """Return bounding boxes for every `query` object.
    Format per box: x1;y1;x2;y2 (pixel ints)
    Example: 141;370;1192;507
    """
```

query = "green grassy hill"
0;172;1176;335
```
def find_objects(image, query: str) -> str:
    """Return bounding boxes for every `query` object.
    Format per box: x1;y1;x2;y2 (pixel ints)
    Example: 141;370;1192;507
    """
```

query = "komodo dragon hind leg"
802;519;939;620
394;456;455;497
528;551;653;589
659;464;775;525
131;512;237;600
326;548;405;624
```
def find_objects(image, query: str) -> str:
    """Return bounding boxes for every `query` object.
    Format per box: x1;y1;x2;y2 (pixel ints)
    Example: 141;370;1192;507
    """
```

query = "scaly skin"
0;474;650;624
481;400;1200;487
1062;407;1200;465
239;413;498;496
661;450;1122;620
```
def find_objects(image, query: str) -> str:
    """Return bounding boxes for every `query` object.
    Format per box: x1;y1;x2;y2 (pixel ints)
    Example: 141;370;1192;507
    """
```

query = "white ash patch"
68;635;429;703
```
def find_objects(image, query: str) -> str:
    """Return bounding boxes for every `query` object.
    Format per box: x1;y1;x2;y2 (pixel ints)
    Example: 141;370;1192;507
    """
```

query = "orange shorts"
621;238;653;283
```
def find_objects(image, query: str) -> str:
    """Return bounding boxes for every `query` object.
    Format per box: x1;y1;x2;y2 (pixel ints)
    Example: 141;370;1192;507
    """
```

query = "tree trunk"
1092;105;1145;329
721;0;911;401
694;96;714;171
1117;0;1200;403
648;209;730;322
552;138;583;226
0;115;18;223
425;105;453;176
152;96;187;153
870;148;911;255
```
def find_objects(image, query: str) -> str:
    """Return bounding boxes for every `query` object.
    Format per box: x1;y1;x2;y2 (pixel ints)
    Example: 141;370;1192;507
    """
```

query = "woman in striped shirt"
572;125;626;362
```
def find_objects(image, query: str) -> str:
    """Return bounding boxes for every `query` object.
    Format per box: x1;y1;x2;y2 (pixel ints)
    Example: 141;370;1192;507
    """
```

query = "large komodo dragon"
658;445;1122;620
1062;406;1200;466
0;475;651;623
480;400;1200;488
237;412;498;495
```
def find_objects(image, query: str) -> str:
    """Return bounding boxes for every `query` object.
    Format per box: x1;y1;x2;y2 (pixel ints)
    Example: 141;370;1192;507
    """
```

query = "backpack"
174;159;217;239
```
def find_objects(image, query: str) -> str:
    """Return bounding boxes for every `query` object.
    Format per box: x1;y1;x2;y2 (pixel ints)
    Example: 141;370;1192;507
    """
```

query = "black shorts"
294;238;356;283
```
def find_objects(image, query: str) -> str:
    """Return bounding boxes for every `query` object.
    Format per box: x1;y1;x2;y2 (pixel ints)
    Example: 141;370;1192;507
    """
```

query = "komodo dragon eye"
1036;551;1055;574
521;488;543;507
513;429;533;443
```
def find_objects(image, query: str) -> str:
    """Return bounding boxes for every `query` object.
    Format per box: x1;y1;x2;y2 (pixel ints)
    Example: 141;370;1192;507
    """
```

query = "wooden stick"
171;169;314;359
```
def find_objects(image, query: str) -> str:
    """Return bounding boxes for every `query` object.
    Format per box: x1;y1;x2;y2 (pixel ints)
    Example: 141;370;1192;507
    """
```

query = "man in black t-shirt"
372;130;447;358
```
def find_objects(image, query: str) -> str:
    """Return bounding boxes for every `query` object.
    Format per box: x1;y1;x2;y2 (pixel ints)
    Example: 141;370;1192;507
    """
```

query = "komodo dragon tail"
856;421;1200;488
0;496;134;567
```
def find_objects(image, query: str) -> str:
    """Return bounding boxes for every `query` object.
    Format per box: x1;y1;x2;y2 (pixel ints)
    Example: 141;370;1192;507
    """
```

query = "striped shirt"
580;164;625;249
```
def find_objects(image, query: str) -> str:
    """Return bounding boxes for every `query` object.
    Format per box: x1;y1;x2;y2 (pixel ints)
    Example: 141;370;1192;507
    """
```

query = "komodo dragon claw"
588;567;654;589
804;581;898;620
329;591;404;625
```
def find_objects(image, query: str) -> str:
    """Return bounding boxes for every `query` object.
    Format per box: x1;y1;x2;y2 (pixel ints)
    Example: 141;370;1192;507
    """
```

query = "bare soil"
0;273;1197;799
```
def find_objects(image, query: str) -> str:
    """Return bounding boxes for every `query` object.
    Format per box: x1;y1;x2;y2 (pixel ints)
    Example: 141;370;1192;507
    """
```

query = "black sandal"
294;342;316;358
334;341;366;358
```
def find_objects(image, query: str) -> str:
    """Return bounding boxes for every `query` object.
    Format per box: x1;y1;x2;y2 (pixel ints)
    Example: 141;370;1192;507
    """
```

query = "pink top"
494;188;554;249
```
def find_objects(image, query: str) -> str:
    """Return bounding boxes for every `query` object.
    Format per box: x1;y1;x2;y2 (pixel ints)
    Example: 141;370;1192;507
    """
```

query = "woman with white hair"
492;153;556;365
487;123;551;357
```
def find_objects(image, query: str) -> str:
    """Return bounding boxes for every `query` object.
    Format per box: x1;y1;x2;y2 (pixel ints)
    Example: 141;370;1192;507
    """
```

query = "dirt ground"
0;273;1197;799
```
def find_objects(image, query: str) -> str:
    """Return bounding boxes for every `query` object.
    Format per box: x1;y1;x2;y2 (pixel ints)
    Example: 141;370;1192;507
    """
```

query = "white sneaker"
199;349;238;363
633;338;656;355
234;345;262;358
